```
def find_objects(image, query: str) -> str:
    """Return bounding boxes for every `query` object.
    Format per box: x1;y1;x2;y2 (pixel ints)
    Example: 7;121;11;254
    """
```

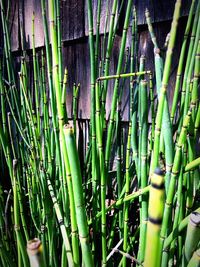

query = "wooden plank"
104;34;130;121
23;0;44;49
61;0;85;41
8;0;19;51
62;34;130;120
3;1;191;122
85;0;113;36
63;17;187;120
137;18;187;109
9;0;85;51
6;0;192;51
136;0;191;25
84;0;191;35
63;39;91;119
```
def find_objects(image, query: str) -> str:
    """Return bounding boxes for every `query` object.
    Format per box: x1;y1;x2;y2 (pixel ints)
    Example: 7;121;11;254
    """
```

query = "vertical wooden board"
85;0;113;36
104;36;118;120
75;41;91;118
137;18;187;110
23;0;44;49
63;44;75;118
63;35;131;120
136;0;191;25
63;39;91;119
136;0;155;26
61;0;85;41
102;34;130;121
8;0;19;51
180;0;194;17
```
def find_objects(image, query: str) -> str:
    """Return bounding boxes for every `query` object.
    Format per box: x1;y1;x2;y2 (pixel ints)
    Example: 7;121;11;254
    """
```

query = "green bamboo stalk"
1;2;200;266
48;1;79;265
134;7;138;72
178;2;200;129
149;73;155;157
186;135;195;215
32;12;40;136
94;0;101;76
73;83;80;139
95;81;107;265
146;9;174;191
118;47;130;103
137;56;146;186
184;37;200;212
101;0;118;108
4;83;30;149
194;104;200;137
100;0;108;78
137;80;148;263
19;74;40;157
160;106;193;253
122;119;132;267
13;160;30;267
170;0;196;122
118;228;140;267
41;51;51;162
177;145;188;247
20;57;32;132
185;157;200;172
105;0;133;171
7;114;29;242
130;8;136;116
163;207;200;250
98;71;151;81
164;168;183;266
151;0;181;172
130;9;139;173
0;60;7;135
191;40;200;112
88;186;150;225
0;0;22;127
112;0;125;44
64;125;94;267
144;168;165;267
46;174;74;266
41;0;59;173
86;0;98;233
107;212;118;250
182;211;200;265
187;249;200;267
61;68;68;124
145;9;159;49
116;101;123;236
56;0;63;86
183;14;200;116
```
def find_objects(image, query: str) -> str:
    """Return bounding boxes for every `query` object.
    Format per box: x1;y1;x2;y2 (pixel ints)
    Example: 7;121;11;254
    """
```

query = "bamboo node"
154;47;160;55
14;224;20;231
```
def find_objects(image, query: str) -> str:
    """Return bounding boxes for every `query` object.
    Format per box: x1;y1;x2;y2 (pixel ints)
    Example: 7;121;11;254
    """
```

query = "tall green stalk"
105;0;133;169
47;1;79;264
151;0;181;172
64;125;94;267
137;80;148;263
144;169;165;267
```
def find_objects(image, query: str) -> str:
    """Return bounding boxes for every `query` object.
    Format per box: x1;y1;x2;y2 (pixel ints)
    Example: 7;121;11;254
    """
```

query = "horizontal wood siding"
4;0;191;50
0;0;191;120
